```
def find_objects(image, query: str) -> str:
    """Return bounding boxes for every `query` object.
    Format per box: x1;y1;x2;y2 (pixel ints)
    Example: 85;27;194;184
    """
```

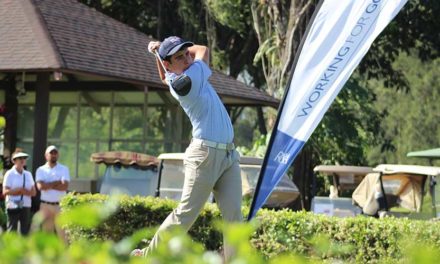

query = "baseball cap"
45;145;58;154
158;36;193;60
12;152;29;160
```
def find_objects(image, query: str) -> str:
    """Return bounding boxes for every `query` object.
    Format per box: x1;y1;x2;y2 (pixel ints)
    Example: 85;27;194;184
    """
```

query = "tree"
366;54;440;166
358;0;440;90
251;0;316;97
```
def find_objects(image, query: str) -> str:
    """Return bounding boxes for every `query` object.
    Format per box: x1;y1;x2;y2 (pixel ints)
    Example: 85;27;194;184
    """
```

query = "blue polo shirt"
166;60;234;144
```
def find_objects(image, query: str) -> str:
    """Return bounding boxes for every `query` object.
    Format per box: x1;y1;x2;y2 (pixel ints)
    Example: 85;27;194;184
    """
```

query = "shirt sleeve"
27;172;35;187
3;170;11;188
35;168;43;182
62;166;71;182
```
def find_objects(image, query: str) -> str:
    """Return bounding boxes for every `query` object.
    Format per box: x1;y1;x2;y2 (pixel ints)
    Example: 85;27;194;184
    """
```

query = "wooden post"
3;75;18;169
31;73;50;212
32;73;50;175
175;107;183;152
142;86;149;153
292;148;313;210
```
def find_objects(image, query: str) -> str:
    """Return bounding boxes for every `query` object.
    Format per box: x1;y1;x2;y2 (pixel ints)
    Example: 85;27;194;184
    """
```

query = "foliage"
204;0;251;35
366;54;440;166
0;197;317;264
0;207;6;228
61;193;440;263
359;0;440;90
237;133;269;158
310;77;381;166
250;0;316;97
61;193;224;250
2;193;440;263
233;107;265;150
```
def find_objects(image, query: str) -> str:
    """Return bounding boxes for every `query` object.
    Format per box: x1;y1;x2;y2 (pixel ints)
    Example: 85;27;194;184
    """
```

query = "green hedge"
60;193;223;250
61;193;440;262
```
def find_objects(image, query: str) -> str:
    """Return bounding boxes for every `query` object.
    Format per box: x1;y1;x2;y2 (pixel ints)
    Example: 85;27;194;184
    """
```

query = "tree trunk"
291;147;313;210
256;107;267;135
50;107;70;139
251;0;315;97
157;0;164;39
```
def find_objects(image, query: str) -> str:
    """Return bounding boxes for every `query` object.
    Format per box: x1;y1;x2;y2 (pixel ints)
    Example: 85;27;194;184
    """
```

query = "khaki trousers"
146;142;243;259
39;203;67;243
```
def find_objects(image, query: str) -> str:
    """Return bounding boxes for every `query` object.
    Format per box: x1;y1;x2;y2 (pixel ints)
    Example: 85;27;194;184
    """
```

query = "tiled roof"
0;0;278;106
0;0;58;70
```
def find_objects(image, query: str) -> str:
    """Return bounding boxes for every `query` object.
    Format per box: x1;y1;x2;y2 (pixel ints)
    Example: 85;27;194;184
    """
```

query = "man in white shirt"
36;145;70;240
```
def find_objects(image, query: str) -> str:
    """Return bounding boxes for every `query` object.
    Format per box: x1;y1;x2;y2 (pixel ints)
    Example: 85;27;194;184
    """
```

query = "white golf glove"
148;41;161;54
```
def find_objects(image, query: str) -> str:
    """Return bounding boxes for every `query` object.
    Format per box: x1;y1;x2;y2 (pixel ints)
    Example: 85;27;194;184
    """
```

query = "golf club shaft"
154;50;169;74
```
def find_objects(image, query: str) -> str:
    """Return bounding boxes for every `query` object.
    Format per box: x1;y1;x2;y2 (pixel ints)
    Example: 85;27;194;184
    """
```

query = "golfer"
134;36;242;259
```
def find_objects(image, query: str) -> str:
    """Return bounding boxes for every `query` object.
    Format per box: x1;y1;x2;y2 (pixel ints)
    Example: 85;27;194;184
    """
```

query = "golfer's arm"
155;58;167;85
188;45;209;65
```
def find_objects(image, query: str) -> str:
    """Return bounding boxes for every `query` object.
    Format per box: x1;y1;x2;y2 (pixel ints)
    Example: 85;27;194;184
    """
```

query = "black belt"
40;200;59;205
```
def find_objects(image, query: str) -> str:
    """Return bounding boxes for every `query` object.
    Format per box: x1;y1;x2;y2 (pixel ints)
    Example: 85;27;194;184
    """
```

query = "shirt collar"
12;166;24;175
45;162;58;169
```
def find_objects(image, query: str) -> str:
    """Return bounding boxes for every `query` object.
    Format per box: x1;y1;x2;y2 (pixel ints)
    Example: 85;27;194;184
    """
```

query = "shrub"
61;193;223;250
0;207;6;228
61;193;440;263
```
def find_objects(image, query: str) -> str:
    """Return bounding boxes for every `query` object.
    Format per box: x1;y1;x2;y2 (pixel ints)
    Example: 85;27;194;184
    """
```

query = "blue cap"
158;36;194;60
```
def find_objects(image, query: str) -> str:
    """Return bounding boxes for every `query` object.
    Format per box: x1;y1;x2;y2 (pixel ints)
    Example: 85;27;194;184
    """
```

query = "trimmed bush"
252;209;440;262
61;193;223;250
61;193;440;262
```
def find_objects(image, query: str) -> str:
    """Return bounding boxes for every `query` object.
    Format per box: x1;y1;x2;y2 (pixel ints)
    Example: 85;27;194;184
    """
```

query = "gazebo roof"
0;0;278;107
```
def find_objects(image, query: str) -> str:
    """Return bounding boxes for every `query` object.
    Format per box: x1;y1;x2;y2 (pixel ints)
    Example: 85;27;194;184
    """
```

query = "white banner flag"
248;0;408;220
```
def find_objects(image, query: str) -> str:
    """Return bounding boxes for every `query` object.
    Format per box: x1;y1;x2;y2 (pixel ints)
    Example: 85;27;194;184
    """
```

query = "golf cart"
407;148;440;216
352;164;440;218
90;151;159;196
156;153;300;208
311;165;373;217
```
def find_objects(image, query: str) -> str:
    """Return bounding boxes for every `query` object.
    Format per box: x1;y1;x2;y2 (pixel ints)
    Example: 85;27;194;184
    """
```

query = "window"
16;90;188;178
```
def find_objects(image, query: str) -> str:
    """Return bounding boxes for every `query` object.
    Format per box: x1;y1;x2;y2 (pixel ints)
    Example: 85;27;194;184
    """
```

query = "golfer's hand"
148;41;161;54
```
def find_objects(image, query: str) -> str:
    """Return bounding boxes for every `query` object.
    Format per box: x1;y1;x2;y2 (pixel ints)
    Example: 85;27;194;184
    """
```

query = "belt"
40;200;59;205
191;138;235;150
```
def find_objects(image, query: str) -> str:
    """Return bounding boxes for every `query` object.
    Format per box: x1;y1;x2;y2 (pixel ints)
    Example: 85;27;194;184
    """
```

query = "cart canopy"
353;164;440;214
314;165;373;191
407;148;440;159
91;151;158;168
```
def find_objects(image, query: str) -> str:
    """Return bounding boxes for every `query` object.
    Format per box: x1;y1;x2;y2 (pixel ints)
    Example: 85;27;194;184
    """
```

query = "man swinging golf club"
132;36;242;259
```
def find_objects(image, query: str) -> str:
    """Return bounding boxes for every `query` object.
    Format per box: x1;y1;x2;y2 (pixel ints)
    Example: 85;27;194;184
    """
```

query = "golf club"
154;50;192;96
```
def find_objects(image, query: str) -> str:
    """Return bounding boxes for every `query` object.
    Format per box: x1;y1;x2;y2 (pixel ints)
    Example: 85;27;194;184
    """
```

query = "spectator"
36;145;70;241
2;149;36;235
